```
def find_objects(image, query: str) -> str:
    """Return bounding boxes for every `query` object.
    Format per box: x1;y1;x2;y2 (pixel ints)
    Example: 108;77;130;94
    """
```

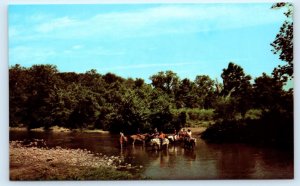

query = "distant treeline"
9;62;292;137
10;64;220;133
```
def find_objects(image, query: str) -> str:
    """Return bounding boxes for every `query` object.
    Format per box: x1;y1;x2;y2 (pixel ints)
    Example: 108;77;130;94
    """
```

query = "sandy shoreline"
188;127;207;135
9;140;140;180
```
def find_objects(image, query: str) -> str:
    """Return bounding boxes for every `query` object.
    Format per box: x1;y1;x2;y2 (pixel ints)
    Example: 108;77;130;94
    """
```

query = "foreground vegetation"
10;140;141;180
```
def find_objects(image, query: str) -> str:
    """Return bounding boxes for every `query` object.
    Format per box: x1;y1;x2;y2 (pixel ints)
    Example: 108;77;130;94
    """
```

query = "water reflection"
10;130;293;179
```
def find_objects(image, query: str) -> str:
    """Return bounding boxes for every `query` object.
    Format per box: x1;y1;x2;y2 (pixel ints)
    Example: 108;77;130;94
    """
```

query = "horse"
150;138;169;150
167;134;179;143
119;132;128;148
183;137;196;149
130;133;149;146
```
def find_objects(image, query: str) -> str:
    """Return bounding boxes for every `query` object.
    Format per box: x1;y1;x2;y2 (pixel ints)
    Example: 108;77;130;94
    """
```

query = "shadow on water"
10;130;293;179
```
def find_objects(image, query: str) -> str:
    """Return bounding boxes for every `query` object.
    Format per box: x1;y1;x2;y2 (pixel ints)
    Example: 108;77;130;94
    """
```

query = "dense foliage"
10;64;221;133
9;61;293;145
271;2;293;80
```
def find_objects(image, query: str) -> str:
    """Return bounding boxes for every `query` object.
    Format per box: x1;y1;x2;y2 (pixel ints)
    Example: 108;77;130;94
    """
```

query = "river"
9;130;293;179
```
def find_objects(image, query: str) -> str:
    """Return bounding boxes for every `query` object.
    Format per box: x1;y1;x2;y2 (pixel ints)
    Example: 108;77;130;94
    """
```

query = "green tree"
271;2;293;79
150;70;179;98
149;89;174;132
9;64;31;127
25;65;62;129
219;62;252;118
175;78;195;108
194;75;215;109
253;72;287;112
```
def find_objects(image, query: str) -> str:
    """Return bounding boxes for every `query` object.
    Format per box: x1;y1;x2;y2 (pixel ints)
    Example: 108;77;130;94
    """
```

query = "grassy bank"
10;141;140;180
9;125;109;134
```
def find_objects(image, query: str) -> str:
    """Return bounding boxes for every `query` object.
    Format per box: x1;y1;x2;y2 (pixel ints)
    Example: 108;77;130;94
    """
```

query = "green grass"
172;108;215;127
72;166;137;180
185;120;215;128
11;165;139;180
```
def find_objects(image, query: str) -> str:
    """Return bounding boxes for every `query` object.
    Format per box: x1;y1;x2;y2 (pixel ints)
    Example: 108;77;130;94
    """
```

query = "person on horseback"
151;128;159;138
158;131;166;146
187;129;192;142
187;129;192;137
136;128;142;138
119;132;128;148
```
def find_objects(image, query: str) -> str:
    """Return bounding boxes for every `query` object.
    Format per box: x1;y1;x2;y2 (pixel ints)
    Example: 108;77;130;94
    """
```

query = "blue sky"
9;3;290;85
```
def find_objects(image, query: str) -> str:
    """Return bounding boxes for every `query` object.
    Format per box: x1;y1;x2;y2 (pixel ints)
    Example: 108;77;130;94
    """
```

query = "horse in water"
167;134;179;143
119;132;128;148
183;137;196;149
130;133;149;146
150;138;170;150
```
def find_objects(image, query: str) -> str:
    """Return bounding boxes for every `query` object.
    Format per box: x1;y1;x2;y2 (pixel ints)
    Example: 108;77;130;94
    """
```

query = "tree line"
9;64;218;133
9;61;292;134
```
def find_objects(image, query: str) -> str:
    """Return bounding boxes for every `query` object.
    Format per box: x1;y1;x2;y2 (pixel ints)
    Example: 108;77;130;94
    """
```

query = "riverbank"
9;126;109;134
188;127;207;135
10;140;141;180
9;126;207;135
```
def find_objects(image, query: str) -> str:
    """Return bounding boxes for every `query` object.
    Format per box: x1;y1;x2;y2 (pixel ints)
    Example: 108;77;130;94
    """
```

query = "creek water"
9;130;293;179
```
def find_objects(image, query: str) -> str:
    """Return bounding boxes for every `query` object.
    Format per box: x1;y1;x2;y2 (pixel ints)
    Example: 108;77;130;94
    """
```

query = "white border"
1;0;299;186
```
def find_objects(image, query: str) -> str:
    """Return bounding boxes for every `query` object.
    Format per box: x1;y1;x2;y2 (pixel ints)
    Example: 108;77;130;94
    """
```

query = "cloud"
103;62;199;71
62;46;124;56
9;46;56;65
72;45;83;50
11;4;285;41
35;16;78;33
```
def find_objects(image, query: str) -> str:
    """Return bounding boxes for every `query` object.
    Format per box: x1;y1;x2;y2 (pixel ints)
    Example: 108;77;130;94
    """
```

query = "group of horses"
119;132;197;150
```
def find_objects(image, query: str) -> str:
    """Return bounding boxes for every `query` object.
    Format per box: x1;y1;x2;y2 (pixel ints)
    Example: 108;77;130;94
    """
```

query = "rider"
173;129;178;141
136;128;142;138
187;129;192;142
152;128;159;138
158;131;165;146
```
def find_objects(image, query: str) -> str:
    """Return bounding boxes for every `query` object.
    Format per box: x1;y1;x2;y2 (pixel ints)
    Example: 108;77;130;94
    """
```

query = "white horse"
167;135;179;143
150;138;169;150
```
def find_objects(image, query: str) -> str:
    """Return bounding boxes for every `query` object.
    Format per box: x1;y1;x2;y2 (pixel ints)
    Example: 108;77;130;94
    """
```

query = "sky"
8;3;290;85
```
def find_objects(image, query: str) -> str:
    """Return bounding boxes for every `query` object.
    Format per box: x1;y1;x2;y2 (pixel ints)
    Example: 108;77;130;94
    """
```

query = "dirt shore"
9;140;139;180
188;127;207;135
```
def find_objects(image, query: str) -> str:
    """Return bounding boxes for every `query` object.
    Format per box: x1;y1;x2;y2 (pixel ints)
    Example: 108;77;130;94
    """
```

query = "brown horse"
184;137;196;149
130;133;149;146
119;132;128;148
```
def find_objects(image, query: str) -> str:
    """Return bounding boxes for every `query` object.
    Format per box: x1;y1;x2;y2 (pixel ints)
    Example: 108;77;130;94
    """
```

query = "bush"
201;110;293;149
245;109;262;120
172;108;214;121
